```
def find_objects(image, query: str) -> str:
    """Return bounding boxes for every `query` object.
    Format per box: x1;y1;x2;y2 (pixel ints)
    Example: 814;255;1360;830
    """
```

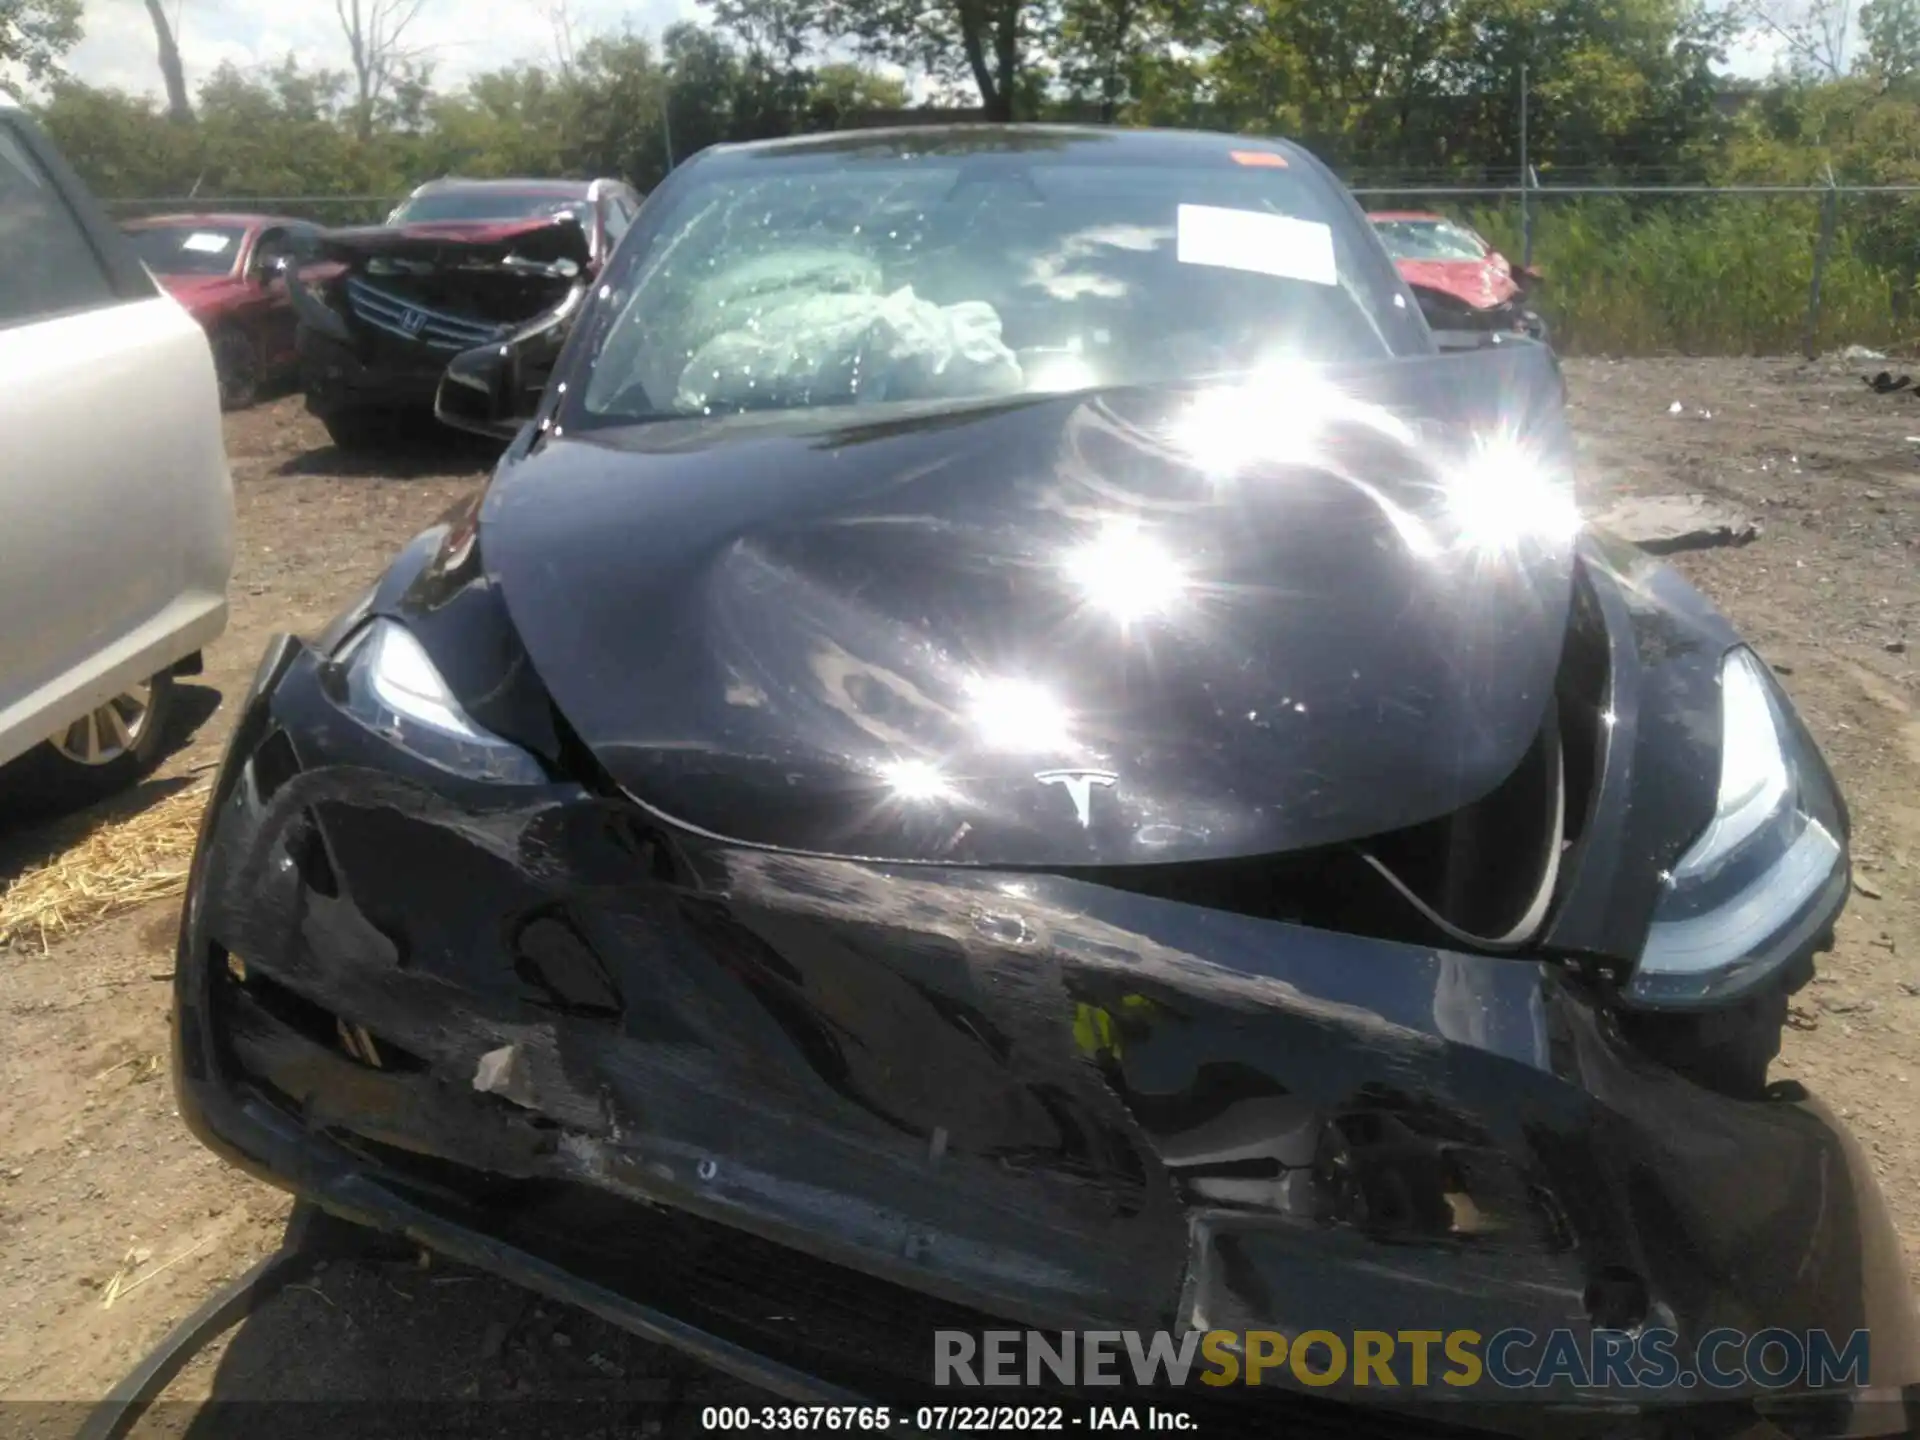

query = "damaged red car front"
289;176;644;449
1368;211;1548;345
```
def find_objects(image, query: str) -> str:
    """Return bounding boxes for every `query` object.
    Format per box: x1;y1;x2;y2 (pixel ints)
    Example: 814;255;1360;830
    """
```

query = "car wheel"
322;409;394;452
6;673;176;811
212;329;260;411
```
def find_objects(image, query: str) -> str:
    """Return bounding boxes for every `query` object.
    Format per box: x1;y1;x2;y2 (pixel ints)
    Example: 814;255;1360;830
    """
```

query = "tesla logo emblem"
399;308;427;336
1035;769;1117;828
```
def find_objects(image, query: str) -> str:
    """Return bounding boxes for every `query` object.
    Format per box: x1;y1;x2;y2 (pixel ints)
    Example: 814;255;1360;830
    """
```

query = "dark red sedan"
120;212;323;408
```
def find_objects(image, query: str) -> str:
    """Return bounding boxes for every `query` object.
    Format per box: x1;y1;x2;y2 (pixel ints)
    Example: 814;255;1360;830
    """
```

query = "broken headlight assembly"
1626;646;1846;1008
333;618;547;785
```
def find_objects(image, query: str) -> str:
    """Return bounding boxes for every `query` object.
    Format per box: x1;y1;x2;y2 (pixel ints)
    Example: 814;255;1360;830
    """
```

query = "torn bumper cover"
288;217;590;421
173;635;1918;1434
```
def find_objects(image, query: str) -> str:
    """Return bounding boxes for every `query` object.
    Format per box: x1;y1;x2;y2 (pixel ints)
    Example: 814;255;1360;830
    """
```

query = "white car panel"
0;108;235;777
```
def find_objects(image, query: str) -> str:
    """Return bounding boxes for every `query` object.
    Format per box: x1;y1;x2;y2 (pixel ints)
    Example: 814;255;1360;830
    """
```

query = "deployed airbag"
671;251;1023;412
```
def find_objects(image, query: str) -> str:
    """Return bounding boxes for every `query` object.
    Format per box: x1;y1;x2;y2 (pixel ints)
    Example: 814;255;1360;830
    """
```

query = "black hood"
482;343;1577;866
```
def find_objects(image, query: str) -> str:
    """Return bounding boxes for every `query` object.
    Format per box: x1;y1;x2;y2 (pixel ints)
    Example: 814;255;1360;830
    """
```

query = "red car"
120;213;324;408
1368;211;1547;343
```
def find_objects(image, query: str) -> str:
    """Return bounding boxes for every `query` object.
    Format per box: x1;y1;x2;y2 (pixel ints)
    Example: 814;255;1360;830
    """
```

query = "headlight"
336;618;547;785
1626;646;1846;1007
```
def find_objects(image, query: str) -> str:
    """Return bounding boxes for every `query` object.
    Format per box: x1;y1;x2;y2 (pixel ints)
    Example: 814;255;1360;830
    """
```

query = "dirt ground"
0;357;1916;1432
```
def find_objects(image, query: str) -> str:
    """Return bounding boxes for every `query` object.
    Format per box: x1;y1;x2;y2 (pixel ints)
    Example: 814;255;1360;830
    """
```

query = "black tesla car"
173;126;1917;1434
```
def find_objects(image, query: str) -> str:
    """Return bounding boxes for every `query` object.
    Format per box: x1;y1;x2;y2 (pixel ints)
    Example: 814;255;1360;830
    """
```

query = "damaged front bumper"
296;325;447;420
1409;287;1548;345
172;635;1920;1433
290;269;585;423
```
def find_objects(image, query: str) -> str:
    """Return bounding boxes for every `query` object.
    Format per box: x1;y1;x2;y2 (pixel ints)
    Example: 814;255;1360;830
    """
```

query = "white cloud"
62;0;702;100
1724;28;1793;80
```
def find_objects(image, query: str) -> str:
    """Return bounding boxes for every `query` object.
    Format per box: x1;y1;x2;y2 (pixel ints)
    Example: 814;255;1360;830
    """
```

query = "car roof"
412;177;597;196
121;212;310;230
708;123;1308;169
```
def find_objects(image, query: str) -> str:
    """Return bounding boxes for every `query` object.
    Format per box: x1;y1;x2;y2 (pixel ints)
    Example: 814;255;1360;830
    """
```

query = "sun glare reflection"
1061;518;1188;624
879;758;957;803
1442;439;1582;555
1027;354;1102;394
1168;361;1416;479
966;676;1074;754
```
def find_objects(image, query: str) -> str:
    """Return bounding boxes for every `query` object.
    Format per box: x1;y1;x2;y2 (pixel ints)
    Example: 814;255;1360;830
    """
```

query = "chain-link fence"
102;179;1920;357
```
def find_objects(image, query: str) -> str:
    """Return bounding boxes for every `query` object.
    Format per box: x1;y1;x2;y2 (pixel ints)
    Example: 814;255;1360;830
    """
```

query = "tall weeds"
1437;197;1918;355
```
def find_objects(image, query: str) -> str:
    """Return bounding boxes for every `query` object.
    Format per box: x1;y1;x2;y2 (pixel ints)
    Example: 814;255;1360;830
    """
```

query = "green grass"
1446;197;1919;356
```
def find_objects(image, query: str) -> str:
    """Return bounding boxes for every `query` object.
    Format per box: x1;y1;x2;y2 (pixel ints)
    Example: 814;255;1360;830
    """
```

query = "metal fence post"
1522;166;1539;270
1803;164;1840;360
1518;64;1531;268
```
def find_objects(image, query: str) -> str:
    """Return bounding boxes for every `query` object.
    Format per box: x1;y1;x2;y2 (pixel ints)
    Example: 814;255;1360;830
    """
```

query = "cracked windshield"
581;152;1405;420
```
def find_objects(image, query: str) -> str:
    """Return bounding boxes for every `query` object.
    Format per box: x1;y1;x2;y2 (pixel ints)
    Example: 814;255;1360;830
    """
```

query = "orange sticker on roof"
1229;150;1288;167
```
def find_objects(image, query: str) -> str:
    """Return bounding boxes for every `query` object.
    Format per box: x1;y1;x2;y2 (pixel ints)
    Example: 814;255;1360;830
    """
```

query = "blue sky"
57;0;1790;102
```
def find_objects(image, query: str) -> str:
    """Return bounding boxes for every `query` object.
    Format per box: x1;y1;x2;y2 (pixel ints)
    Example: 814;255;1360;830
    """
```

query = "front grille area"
345;276;502;351
208;965;1532;1440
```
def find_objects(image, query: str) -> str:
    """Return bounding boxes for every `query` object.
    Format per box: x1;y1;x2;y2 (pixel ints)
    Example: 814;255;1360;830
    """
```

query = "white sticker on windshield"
1176;204;1337;287
180;231;233;254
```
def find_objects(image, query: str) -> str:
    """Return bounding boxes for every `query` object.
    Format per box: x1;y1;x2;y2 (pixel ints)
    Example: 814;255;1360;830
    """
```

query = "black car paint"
483;345;1583;872
169;126;1907;1431
173;621;1915;1431
1546;531;1850;972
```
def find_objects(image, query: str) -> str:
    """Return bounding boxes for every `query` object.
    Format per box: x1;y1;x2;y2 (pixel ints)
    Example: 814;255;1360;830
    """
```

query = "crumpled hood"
317;215;591;270
482;343;1578;867
1395;256;1521;311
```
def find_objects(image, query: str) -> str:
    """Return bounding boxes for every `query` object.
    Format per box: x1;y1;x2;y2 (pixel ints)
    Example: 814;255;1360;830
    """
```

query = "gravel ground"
0;356;1916;1431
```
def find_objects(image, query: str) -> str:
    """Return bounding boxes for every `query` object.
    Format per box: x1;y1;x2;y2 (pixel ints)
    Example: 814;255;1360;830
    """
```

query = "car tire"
211;329;260;411
5;672;177;813
322;409;394;452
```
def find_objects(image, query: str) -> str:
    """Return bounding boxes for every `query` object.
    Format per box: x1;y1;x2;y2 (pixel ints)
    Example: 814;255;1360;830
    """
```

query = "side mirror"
258;254;291;285
436;342;528;440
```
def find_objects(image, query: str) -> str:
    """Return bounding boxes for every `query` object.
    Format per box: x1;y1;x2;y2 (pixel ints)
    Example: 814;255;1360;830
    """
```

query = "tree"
539;0;580;72
1736;0;1857;78
141;0;192;122
805;59;908;126
1860;0;1920;82
35;79;193;194
1055;0;1169;122
422;63;573;177
335;0;431;140
705;0;1051;120
1;0;83;84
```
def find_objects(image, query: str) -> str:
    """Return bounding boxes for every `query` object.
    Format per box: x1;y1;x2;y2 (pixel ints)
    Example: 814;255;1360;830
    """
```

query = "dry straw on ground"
0;782;210;953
